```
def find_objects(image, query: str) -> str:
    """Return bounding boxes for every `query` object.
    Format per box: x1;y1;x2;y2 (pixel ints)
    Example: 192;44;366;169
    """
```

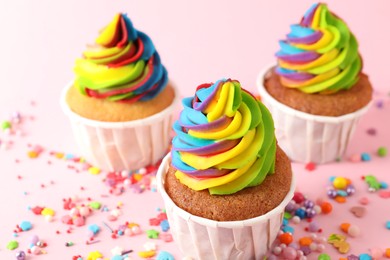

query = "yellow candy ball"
333;177;347;189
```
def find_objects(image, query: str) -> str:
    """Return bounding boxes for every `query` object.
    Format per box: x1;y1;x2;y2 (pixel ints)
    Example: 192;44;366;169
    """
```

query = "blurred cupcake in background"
257;3;372;163
61;13;179;171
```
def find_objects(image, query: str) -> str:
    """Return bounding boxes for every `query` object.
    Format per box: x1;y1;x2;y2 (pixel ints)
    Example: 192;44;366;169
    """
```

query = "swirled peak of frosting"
74;13;168;102
171;79;277;195
275;3;362;94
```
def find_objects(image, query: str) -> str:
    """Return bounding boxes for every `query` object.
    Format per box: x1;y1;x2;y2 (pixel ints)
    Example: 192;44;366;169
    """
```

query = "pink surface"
0;1;390;259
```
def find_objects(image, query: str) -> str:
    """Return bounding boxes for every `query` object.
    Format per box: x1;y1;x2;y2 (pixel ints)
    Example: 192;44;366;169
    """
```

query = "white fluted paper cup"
157;153;295;260
60;82;180;172
257;66;371;164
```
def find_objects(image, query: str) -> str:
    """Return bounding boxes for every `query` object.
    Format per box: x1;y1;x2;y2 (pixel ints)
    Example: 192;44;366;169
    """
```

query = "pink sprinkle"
366;128;377;136
349;154;361;162
305;162;316;171
33;145;44;153
379;190;390;199
86;239;100;245
160;233;173;242
359;197;370;205
149;218;161;226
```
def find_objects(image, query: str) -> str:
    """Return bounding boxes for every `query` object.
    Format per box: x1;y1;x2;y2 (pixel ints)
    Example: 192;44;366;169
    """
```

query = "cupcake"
257;3;372;163
61;13;179;171
157;79;295;259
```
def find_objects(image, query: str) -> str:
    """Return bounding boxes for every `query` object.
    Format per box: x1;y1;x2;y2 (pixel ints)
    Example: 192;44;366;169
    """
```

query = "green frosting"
276;3;362;94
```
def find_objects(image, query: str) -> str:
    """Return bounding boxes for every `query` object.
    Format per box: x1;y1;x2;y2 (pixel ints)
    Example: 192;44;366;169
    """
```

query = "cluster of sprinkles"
1;111;27;150
327;176;356;203
267;170;390;260
3;96;390;259
268;191;331;259
3;107;176;259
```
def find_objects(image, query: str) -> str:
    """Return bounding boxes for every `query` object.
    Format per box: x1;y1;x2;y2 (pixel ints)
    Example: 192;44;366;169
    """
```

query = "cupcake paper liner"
157;153;295;260
257;67;371;164
61;83;180;171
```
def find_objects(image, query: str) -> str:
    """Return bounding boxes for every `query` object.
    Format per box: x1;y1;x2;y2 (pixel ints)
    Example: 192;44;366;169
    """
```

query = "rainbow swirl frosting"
171;79;277;195
275;3;362;94
74;13;167;102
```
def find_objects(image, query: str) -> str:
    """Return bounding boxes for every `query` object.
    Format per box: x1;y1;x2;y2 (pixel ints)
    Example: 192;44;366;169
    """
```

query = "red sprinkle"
305;162;316;171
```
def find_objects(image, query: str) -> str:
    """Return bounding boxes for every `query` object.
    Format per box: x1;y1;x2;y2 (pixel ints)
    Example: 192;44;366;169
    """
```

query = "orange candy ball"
335;196;346;203
299;237;312;246
340;223;351;233
321;201;333;214
385;248;390;258
279;233;293;245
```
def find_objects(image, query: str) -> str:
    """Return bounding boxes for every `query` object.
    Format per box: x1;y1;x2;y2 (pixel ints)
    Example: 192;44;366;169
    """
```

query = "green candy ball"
377;146;388;157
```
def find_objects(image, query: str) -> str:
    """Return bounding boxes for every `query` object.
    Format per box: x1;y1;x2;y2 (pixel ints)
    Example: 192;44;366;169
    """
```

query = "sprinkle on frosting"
275;3;362;94
171;79;277;195
74;13;168;102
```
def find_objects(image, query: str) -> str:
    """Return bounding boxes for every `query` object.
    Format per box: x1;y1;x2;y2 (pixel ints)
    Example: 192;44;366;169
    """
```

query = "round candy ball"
377;146;388;157
279;233;293;245
370;248;383;259
293;192;305;203
282;247;297;260
327;189;337;199
295;208;306;219
16;251;26;260
348;225;360;237
333;177;347;189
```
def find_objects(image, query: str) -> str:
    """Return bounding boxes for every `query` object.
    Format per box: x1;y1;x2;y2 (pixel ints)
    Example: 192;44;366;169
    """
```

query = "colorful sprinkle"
156;251;175;260
15;251;26;260
359;253;372;260
111;246;123;256
89;201;102;210
377;146;388;157
146;229;159;239
320;201;333;214
279;233;293;245
318;253;331;260
386;221;390;230
1;120;12;130
41;207;55;217
361;153;371;161
138;250;156;258
350;206;366;218
88;167;101;175
19;221;32;231
7;240;19;250
87;251;103;260
385;248;390;258
88;224;100;235
305;162;316;171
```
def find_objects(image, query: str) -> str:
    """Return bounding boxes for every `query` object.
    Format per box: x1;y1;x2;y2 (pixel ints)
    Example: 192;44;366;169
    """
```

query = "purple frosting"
276;71;314;81
193;81;224;111
287;30;323;44
276;51;320;63
301;4;319;27
173;139;240;156
180;115;231;131
175;168;231;178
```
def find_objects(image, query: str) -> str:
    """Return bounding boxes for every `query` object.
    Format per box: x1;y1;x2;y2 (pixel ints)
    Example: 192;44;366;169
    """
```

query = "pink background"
0;1;389;259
